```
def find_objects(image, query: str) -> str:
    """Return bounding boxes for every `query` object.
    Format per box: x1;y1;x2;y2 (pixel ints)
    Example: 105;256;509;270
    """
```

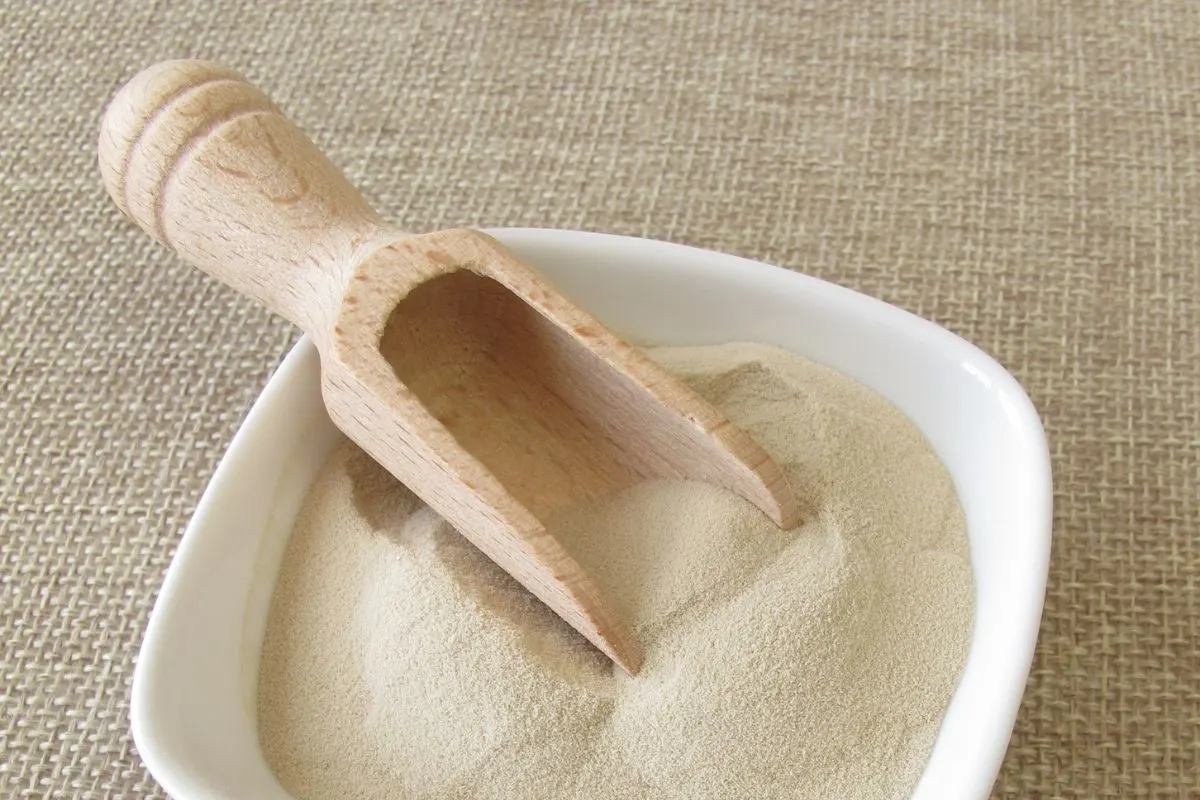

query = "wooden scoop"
98;60;798;674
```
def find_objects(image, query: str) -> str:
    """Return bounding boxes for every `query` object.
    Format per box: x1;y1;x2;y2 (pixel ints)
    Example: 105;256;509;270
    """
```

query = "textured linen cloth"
2;1;1197;797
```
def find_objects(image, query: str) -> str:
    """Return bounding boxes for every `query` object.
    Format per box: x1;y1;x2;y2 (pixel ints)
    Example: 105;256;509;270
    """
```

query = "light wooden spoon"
98;59;799;674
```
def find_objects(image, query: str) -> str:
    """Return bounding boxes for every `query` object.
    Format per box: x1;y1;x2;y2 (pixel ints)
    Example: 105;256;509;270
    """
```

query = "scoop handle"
98;59;387;338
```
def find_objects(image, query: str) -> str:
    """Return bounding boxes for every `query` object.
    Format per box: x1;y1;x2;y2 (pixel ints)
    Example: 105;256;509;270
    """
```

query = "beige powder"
257;341;974;800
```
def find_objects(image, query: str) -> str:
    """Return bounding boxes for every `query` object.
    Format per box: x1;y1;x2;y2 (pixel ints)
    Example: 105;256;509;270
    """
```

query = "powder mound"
257;341;974;800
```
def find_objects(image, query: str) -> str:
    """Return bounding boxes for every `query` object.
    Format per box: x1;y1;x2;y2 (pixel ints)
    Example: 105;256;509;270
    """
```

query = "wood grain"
98;59;800;674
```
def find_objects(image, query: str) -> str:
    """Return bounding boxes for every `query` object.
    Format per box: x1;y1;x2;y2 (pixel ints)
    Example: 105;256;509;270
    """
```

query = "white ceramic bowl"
130;228;1053;800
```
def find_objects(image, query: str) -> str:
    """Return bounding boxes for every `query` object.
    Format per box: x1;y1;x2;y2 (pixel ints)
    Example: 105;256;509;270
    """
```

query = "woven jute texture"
3;1;1197;797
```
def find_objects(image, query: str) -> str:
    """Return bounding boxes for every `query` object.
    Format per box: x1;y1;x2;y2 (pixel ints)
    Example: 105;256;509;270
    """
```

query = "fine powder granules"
256;341;974;800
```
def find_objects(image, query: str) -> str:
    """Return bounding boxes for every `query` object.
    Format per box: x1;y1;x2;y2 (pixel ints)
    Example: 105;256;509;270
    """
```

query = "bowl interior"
131;228;1052;800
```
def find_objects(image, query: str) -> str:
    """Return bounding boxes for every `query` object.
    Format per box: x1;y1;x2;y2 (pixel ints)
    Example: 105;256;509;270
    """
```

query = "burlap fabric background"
3;1;1197;797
